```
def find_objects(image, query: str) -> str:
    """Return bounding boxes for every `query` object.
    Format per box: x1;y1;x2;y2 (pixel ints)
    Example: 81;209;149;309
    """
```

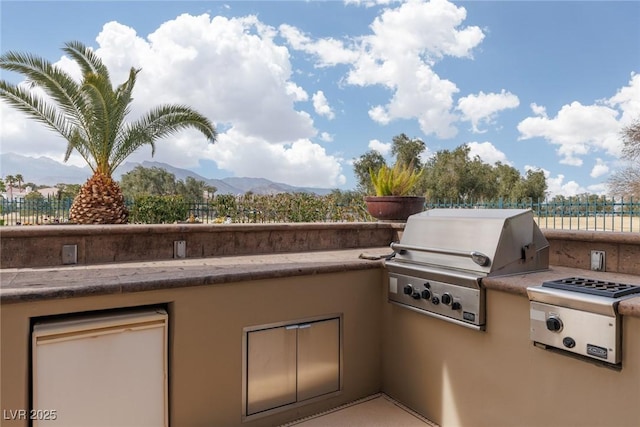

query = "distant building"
1;186;32;201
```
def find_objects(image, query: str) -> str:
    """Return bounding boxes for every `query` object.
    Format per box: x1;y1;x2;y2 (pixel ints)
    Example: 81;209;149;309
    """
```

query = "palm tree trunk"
69;172;129;224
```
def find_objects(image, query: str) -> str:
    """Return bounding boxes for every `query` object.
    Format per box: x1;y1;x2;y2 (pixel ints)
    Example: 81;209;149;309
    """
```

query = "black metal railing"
2;195;639;231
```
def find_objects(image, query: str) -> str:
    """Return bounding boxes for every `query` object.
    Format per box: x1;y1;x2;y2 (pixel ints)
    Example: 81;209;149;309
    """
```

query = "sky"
1;0;639;197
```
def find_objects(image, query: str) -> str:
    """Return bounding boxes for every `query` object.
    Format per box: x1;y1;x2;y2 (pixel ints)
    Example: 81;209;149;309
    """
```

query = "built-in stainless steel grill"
527;277;640;365
385;208;549;330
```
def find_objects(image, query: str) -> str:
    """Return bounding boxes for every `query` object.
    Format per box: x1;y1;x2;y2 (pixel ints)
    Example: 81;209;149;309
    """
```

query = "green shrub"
130;195;189;224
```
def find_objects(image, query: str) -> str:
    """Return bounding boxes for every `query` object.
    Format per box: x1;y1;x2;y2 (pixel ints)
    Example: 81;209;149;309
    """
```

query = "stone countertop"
0;248;391;304
483;267;640;318
2;248;639;318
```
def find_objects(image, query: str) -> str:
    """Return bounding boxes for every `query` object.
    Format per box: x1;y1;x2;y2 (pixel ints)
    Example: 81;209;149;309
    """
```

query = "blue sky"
1;0;639;197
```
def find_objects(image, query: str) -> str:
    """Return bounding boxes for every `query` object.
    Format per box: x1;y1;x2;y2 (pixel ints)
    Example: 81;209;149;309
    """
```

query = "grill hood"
388;208;549;278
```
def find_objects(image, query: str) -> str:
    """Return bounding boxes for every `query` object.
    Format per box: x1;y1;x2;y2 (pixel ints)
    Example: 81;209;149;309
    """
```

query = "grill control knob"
441;293;452;305
421;289;431;299
431;296;440;305
451;301;462;310
563;337;576;348
546;316;563;332
403;285;413;295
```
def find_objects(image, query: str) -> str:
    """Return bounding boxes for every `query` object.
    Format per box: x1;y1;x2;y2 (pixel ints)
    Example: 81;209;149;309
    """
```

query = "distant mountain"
1;152;91;185
0;153;332;195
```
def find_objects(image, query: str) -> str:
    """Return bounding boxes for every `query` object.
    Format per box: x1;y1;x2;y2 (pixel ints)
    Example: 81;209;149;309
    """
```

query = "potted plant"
364;162;425;221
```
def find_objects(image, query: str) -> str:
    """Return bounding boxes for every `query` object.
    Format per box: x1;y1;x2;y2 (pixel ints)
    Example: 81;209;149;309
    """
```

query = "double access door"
243;315;341;418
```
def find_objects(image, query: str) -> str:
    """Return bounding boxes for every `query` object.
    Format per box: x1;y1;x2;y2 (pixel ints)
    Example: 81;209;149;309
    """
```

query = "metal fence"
426;197;639;232
2;195;639;232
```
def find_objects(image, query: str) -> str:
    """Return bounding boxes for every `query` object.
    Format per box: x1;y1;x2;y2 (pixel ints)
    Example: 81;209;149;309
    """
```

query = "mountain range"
0;153;333;195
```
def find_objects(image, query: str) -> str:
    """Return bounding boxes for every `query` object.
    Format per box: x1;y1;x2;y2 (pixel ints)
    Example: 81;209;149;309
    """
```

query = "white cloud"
517;76;639;167
312;91;335;119
368;139;392;155
210;128;345;187
590;158;609;178
279;24;359;67
457;90;520;133
0;14;354;187
466;141;511;165
530;103;547;118
283;0;485;138
319;132;334;142
606;72;640;126
529;167;586;198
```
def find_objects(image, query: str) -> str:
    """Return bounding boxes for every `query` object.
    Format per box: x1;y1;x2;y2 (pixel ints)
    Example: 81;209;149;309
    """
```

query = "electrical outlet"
174;240;186;259
590;250;605;271
62;244;77;264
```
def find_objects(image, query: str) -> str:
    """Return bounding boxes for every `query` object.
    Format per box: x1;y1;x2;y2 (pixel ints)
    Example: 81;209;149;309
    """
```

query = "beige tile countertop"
2;248;639;318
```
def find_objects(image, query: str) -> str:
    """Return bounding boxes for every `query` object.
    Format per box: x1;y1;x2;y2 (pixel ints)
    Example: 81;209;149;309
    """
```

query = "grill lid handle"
390;242;491;267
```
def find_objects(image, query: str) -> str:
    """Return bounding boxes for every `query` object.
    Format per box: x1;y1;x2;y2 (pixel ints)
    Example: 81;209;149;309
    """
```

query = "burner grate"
542;277;640;298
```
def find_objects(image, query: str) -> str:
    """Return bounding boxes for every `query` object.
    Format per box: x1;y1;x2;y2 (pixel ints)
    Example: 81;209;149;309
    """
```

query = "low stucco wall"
544;229;640;275
0;269;384;427
0;223;402;268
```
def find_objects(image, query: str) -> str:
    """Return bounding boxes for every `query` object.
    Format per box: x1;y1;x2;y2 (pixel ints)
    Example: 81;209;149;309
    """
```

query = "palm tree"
0;41;216;224
4;175;15;200
14;174;24;191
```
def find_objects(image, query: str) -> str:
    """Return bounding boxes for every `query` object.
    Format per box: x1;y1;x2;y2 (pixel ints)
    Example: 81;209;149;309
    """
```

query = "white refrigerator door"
32;309;168;427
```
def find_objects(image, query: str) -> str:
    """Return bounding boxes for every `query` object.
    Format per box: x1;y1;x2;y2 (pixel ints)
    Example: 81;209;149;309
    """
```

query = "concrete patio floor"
280;394;439;427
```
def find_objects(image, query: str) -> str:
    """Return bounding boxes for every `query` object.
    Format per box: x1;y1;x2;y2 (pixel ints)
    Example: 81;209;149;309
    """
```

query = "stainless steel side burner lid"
527;277;640;365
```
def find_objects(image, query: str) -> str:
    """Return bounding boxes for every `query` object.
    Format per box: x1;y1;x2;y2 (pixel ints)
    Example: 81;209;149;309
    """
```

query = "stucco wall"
0;269;383;427
382;288;640;427
0;223;402;268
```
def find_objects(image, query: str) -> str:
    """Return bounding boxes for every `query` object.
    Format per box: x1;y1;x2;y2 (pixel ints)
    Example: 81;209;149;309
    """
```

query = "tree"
0;41;216;224
14;174;24;191
512;169;547;201
391;133;426;171
24;191;44;202
120;166;178;197
4;175;15;199
352;150;386;195
494;162;522;200
176;176;207;202
55;183;81;200
608;119;640;198
421;144;547;202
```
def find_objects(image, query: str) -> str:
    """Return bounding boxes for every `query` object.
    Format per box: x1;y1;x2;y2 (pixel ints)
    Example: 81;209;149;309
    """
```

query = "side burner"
542;277;640;299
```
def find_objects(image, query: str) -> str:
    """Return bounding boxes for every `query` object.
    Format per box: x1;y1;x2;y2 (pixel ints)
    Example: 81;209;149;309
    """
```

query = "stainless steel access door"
246;326;297;415
297;318;340;401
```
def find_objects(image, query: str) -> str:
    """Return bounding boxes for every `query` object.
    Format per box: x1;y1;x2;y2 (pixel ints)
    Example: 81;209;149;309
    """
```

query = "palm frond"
0;80;75;140
0;50;87;125
108;105;216;173
62;41;110;83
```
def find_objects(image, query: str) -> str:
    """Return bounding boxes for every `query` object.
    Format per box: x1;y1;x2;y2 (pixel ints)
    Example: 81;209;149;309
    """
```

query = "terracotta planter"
364;196;425;221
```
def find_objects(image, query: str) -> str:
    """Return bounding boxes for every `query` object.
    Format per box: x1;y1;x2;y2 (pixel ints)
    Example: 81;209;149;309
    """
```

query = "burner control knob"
546;316;563;332
403;285;413;295
563;337;576;348
451;301;462;310
421;289;431;299
441;293;452;305
412;291;421;300
431;296;440;305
